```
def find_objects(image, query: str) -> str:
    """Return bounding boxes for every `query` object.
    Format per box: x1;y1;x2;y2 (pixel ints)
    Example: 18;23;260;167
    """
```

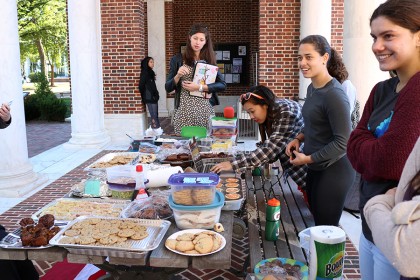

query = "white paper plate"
165;229;226;256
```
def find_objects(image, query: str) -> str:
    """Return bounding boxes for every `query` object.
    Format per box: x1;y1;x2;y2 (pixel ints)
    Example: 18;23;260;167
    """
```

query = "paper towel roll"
308;226;346;280
145;166;183;188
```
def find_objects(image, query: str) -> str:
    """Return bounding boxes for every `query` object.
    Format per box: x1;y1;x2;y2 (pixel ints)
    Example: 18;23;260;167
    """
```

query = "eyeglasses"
240;92;264;102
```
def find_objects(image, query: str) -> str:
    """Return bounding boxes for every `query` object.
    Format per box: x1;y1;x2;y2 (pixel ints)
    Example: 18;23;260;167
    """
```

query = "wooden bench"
244;170;315;271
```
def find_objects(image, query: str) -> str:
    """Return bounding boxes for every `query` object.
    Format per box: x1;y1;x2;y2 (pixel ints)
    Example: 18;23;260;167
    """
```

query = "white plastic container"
169;191;224;229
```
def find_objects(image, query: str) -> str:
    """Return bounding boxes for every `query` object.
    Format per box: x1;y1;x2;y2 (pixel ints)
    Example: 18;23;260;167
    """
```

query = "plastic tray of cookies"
49;216;171;254
31;198;130;224
84;152;141;172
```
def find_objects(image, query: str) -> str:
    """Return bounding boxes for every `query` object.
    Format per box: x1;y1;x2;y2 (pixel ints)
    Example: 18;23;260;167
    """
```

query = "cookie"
184;249;200;254
92;231;110;240
175;240;195;252
212;235;222;251
77;236;96;245
117;229;136;238
225;178;239;183
225;193;241;200
225;188;239;193
86;218;102;225
172;189;194;205
176;233;195;241
194;237;214;254
99;234;119;245
59;236;76;244
131;231;149;240
225;183;239;188
64;229;80;237
165;239;177;250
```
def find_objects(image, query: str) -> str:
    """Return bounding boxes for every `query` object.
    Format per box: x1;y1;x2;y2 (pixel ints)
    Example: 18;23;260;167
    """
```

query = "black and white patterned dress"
173;64;214;134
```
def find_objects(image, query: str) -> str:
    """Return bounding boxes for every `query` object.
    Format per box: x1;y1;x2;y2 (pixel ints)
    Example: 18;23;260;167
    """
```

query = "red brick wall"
331;0;344;54
258;0;301;99
101;0;146;114
97;0;345;109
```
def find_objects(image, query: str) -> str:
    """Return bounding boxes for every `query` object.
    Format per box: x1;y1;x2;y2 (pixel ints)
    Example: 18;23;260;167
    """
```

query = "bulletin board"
179;43;250;85
214;43;249;85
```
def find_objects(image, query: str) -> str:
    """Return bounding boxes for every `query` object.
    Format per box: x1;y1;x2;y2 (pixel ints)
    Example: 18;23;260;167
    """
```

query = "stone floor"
0;118;362;279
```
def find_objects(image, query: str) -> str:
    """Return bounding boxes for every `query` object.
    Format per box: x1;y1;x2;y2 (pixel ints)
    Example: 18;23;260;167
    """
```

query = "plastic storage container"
168;173;219;205
211;125;236;136
169;191;224;229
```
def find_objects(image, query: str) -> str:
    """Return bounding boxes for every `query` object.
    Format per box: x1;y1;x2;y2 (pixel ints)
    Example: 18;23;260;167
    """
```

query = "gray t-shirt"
302;78;351;170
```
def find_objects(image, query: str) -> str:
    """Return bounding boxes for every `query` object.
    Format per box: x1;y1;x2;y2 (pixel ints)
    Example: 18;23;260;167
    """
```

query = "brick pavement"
12;120;361;279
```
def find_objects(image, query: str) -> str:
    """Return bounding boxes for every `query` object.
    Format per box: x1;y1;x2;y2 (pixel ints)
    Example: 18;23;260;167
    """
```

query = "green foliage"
24;95;41;121
24;73;67;122
28;72;44;83
34;73;53;96
61;97;72;118
18;0;67;73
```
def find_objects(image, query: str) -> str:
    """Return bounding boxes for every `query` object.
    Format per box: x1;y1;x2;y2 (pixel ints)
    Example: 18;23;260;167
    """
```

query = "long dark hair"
403;170;420;201
370;0;420;33
183;23;216;66
299;35;345;82
327;49;349;83
243;85;280;141
140;56;155;79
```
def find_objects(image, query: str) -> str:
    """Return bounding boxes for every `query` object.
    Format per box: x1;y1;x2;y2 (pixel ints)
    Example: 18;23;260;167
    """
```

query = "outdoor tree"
18;0;67;86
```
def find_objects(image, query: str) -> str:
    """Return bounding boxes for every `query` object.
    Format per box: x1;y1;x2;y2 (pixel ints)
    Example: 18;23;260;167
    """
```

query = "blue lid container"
168;173;219;205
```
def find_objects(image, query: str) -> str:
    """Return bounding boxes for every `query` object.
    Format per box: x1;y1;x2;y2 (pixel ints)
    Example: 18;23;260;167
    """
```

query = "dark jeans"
0;225;39;280
306;155;355;226
146;103;160;128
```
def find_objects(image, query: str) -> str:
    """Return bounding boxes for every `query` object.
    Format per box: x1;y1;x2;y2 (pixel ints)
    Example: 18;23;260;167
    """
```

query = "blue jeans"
359;233;400;280
146;103;160;128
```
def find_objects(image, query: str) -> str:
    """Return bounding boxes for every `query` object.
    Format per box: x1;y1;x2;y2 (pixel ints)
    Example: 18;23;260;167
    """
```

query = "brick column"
299;0;332;100
65;0;110;148
0;0;47;197
343;0;389;112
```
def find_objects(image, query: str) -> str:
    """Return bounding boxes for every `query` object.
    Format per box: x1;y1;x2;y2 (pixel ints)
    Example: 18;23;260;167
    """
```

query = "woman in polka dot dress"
165;23;226;134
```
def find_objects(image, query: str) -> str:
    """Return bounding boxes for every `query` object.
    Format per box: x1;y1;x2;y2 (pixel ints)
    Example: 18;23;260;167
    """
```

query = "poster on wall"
238;46;246;56
224;74;233;83
215;51;223;61
233;74;240;83
222;51;231;60
224;64;232;74
232;58;243;73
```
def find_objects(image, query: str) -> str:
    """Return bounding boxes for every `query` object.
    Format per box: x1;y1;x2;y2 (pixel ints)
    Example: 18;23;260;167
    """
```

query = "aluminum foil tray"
31;198;129;224
84;152;140;172
49;216;171;253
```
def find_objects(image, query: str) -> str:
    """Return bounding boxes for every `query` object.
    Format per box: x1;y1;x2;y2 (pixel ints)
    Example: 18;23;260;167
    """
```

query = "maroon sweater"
348;72;420;182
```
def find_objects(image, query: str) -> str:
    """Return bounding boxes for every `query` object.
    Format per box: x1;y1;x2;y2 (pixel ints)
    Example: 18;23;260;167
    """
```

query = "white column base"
64;130;111;149
104;113;148;146
0;166;48;197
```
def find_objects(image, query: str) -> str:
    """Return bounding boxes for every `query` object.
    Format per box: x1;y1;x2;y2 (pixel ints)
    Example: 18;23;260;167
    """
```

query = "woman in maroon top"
347;0;420;279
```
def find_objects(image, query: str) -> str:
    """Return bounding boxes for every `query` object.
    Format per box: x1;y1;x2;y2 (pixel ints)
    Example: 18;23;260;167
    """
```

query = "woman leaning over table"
285;35;355;227
364;137;420;279
165;23;226;134
211;85;307;189
347;0;420;279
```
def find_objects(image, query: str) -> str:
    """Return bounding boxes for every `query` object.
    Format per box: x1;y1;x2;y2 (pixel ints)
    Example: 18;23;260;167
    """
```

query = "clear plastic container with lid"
169;191;224;229
168;173;219;205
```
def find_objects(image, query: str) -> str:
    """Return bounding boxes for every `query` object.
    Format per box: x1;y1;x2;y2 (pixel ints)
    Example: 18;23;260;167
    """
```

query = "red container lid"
267;198;280;206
